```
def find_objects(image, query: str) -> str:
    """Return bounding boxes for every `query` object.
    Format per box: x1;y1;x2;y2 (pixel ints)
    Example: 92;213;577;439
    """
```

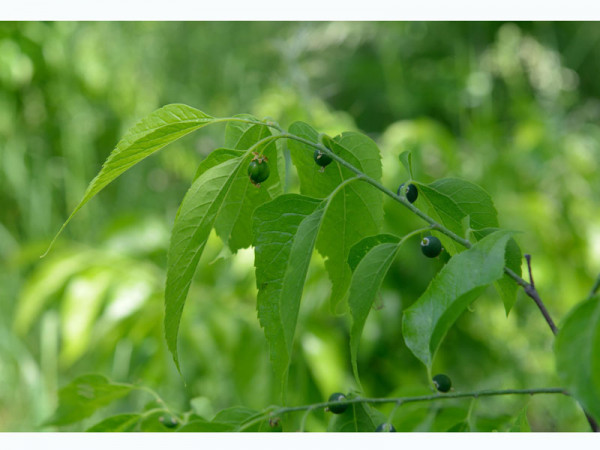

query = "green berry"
376;423;396;432
421;235;442;258
158;413;178;428
432;374;452;393
397;183;418;203
247;159;270;185
327;392;348;414
314;149;333;167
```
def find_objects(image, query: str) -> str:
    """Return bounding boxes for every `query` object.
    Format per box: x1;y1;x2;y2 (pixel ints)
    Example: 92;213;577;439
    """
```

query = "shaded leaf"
45;374;133;426
45;104;215;255
139;411;179;432
447;421;470;432
86;414;141;432
212;406;257;425
555;296;600;423
509;405;531;432
348;234;400;272
403;230;512;369
348;235;401;384
327;401;385;432
177;420;236;432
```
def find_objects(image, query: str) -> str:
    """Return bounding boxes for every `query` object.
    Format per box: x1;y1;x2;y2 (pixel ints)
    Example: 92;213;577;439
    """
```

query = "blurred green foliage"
1;22;599;431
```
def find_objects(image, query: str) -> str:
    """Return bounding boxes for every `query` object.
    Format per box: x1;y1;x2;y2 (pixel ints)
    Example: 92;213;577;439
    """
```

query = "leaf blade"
288;122;383;311
348;235;401;384
402;230;512;369
165;152;245;371
45;374;133;427
555;296;600;423
252;194;325;392
44;104;215;255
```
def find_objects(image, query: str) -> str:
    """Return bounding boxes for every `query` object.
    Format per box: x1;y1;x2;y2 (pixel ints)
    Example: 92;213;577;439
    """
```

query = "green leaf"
44;104;215;256
509;405;531;432
138;411;179;432
347;234;400;272
403;230;512;369
399;150;413;178
86;414;141;432
165;152;244;371
473;228;523;314
327;400;385;432
177;420;236;432
45;374;133;426
555;296;600;423
447;421;470;432
252;194;325;393
414;178;497;254
211;406;276;431
348;235;401;384
215;115;284;251
212;406;258;425
415;178;522;313
288;122;383;312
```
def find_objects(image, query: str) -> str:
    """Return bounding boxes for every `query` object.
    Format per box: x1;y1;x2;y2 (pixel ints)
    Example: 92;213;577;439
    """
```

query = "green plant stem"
239;388;566;431
280;132;561;336
587;273;600;301
216;118;596;431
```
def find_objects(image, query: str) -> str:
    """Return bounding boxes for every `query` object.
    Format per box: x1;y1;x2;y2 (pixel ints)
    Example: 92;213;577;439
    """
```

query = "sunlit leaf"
165;151;245;371
415;178;521;313
44;104;215;255
252;194;325;393
288;122;383;312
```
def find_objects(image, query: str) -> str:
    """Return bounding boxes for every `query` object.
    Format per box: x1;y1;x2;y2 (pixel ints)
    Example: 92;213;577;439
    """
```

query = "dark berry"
247;158;270;185
397;183;418;203
376;423;396;432
159;413;178;428
432;374;452;393
314;149;333;167
327;392;348;414
421;235;442;258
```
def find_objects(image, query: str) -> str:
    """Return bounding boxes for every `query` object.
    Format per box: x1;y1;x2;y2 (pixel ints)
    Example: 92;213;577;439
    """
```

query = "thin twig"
525;254;535;288
239;388;566;431
282;133;561;335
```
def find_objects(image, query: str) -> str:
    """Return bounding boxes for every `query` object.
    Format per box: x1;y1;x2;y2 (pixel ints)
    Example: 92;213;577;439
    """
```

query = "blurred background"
1;22;599;431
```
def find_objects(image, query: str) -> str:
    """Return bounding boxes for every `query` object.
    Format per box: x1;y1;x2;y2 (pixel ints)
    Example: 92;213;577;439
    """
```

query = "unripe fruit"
397;183;418;203
159;413;178;428
421;235;442;258
314;149;333;168
432;373;452;393
376;423;396;432
327;392;348;414
247;159;270;185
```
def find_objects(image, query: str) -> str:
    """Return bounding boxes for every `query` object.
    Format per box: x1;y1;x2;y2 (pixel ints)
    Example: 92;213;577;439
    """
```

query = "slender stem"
587;273;600;301
525;254;535;288
280;132;564;334
239;388;566;431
